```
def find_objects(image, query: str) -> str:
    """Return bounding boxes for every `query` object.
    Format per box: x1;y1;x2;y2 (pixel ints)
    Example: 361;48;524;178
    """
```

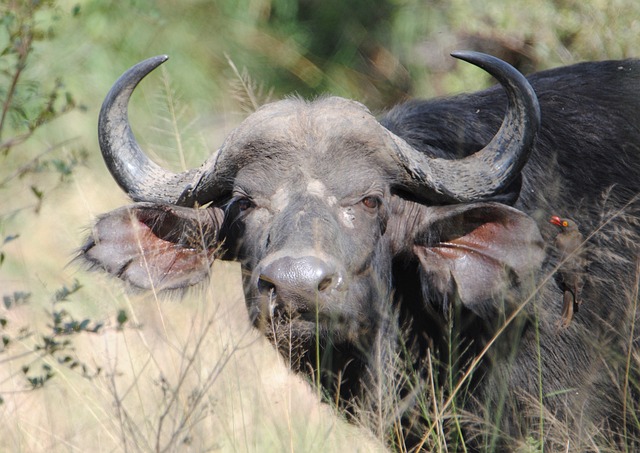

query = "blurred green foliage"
1;0;85;249
46;0;640;105
0;1;77;150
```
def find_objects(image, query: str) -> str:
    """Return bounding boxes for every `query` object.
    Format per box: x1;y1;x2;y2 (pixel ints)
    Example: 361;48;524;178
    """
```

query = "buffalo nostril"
256;255;343;300
317;275;334;292
257;275;276;295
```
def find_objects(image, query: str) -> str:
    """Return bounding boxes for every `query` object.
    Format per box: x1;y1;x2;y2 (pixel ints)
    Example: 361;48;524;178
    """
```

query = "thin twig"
0;31;32;142
0;137;79;187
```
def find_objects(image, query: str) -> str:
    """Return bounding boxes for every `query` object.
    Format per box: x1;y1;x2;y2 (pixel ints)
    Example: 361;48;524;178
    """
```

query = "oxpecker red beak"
550;215;563;227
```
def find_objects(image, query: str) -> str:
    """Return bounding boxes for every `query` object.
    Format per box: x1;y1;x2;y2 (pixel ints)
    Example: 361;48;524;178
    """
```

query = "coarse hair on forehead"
226;94;392;163
246;95;376;134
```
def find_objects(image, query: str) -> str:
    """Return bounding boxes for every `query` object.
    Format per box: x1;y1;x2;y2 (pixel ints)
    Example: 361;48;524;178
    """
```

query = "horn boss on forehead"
98;52;540;206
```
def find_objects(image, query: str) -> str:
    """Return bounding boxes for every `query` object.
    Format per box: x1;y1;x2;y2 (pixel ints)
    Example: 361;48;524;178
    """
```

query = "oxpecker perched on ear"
550;215;588;327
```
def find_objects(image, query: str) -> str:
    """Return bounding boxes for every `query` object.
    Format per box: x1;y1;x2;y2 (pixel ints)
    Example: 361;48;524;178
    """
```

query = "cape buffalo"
81;52;640;450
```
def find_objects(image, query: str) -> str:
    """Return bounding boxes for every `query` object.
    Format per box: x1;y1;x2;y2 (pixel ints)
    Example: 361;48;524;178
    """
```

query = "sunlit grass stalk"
427;351;445;452
316;293;322;402
447;315;468;451
159;67;188;172
622;257;640;448
535;304;545;452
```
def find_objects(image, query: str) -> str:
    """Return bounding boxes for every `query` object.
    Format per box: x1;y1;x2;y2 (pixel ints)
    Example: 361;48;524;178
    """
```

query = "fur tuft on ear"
414;202;545;319
80;203;224;291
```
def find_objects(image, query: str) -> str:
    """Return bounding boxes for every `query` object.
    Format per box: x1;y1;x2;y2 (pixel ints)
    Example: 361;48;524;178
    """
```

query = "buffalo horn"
98;55;211;206
389;51;541;203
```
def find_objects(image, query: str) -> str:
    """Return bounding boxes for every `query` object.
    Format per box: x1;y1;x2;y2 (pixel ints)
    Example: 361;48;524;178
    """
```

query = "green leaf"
3;292;31;309
116;309;128;327
30;185;43;200
53;280;82;303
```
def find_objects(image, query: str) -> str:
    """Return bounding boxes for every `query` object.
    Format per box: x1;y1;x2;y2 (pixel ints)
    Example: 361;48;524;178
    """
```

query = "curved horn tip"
449;49;540;118
396;49;539;202
98;53;184;204
148;54;170;66
130;54;170;75
450;50;509;70
103;55;170;102
450;50;524;79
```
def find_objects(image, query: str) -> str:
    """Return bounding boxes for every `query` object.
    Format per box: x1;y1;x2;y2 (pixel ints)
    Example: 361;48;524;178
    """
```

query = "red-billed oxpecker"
550;215;588;327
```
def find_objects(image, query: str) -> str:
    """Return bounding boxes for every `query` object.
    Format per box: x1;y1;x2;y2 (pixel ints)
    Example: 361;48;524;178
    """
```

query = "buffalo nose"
257;256;342;299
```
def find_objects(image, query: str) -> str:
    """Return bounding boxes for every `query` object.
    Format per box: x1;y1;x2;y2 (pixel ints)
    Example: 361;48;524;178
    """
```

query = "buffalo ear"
81;203;224;291
414;202;544;319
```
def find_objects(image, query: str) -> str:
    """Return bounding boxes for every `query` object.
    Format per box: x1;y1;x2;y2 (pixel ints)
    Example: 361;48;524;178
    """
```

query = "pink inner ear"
85;204;218;291
435;222;509;262
414;204;544;316
123;217;214;289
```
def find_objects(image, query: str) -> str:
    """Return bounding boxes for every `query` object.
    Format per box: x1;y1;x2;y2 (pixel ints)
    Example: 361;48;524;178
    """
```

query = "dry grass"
0;166;385;452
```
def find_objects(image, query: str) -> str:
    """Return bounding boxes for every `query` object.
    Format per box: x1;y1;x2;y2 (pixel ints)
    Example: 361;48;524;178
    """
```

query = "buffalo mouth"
257;299;378;374
256;292;354;337
251;285;378;349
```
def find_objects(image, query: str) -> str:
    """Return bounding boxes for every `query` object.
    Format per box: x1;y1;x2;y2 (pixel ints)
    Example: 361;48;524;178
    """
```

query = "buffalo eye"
236;198;254;212
361;196;380;210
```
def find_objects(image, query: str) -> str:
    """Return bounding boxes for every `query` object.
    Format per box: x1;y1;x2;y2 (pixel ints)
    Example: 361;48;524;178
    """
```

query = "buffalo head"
82;51;544;390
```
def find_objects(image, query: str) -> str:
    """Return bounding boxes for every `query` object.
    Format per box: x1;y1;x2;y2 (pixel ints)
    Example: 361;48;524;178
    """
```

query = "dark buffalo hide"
81;53;640;450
